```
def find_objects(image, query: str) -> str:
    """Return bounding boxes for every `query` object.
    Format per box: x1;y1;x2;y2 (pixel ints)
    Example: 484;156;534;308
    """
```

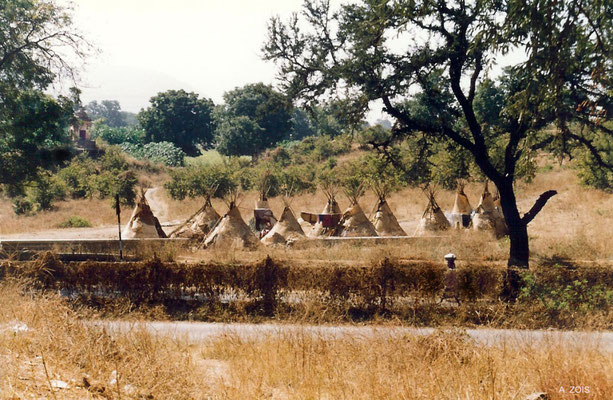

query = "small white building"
69;108;92;141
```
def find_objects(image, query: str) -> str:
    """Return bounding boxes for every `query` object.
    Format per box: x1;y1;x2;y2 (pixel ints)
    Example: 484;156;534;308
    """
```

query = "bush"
12;197;33;215
57;216;92;228
91;124;144;145
519;265;613;312
121;141;185;167
29;173;66;211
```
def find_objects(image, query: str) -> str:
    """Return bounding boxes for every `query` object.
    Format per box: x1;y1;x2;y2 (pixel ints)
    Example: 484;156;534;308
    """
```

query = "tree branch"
521;190;557;225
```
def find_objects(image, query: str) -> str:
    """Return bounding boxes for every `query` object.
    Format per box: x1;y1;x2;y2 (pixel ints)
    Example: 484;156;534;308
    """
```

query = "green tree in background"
216;116;264;158
138;90;215;156
215;83;293;156
264;0;612;268
85;100;127;127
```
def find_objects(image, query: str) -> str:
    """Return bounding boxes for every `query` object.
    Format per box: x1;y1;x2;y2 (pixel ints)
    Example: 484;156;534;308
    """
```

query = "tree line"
86;84;358;162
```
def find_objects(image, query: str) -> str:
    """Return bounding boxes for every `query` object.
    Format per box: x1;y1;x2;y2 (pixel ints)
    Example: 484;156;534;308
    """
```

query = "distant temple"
69;108;98;155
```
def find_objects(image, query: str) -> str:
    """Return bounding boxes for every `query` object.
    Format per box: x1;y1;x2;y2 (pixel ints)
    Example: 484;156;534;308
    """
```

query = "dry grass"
0;281;212;399
201;328;613;399
1;281;611;399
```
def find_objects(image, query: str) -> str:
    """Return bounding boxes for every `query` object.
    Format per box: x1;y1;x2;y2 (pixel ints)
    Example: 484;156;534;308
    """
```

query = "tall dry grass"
0;281;212;399
1;281;611;399
201;329;612;399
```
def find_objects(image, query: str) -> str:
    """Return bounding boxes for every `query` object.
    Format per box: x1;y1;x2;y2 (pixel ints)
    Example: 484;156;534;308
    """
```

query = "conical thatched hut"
122;191;167;238
449;182;473;228
262;201;305;246
416;189;450;235
338;199;378;237
170;199;220;239
371;194;406;236
307;188;342;237
473;182;508;237
204;198;259;249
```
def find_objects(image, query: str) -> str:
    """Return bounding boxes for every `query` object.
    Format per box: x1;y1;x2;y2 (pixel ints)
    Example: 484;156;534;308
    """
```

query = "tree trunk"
496;179;530;268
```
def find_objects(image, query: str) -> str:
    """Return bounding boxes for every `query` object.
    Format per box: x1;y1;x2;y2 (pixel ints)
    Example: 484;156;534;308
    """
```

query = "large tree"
0;0;89;189
215;83;293;156
138;90;215;156
264;0;612;267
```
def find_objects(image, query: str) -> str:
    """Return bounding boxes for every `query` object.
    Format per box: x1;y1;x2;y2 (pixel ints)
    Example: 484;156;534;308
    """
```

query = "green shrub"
91;124;144;145
12;197;33;215
519;265;613;312
121;141;185;166
57;216;92;228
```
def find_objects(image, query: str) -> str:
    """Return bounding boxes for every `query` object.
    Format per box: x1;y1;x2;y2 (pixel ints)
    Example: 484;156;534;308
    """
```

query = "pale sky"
60;0;522;121
61;0;319;112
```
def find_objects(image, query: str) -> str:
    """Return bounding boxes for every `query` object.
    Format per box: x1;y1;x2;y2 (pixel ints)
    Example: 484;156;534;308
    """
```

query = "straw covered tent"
370;182;406;236
416;188;450;235
449;182;473;228
204;193;259;248
307;187;343;237
170;198;220;239
336;178;378;237
261;199;305;246
122;190;167;238
338;199;378;237
472;182;508;237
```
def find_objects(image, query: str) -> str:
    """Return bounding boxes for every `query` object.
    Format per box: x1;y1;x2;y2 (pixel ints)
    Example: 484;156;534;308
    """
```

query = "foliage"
215;83;293;156
121;141;185;167
519;266;613;313
85;100;127;127
0;90;75;187
215;116;264;157
57;216;92;228
138;89;215;156
55;148;137;207
574;124;613;191
0;0;90;91
91;122;144;145
165;164;237;201
279;134;352;163
0;0;90;189
263;0;613;267
28;171;66;210
11;197;33;215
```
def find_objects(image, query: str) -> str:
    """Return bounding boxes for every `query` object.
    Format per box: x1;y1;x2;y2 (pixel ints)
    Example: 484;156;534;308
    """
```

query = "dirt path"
101;321;613;351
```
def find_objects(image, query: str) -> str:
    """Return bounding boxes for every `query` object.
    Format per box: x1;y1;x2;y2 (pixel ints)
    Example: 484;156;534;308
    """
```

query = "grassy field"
0;282;611;399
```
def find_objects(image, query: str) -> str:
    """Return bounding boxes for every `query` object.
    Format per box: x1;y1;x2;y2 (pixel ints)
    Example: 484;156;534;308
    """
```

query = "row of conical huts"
121;182;508;248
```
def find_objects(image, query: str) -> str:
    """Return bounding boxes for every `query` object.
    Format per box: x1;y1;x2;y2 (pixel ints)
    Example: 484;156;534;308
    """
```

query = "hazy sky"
63;0;315;113
61;0;521;121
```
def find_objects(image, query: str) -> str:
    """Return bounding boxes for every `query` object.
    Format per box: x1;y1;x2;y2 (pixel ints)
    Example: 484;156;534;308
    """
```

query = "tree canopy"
138;90;215;156
1;0;89;190
264;0;613;267
85;100;127;127
215;83;293;156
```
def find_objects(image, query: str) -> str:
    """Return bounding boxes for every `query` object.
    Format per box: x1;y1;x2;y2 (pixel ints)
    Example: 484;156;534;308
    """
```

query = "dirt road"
101;321;613;351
